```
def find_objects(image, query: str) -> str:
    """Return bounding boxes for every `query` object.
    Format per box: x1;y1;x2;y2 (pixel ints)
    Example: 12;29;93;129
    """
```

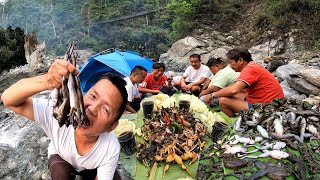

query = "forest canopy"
0;0;320;70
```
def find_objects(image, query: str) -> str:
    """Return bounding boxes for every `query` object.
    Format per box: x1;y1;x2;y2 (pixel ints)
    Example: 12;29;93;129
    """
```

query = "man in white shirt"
1;59;128;180
124;66;147;113
174;54;212;96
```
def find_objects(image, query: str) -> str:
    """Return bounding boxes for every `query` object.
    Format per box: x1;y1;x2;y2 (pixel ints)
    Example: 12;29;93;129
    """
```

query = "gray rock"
74;49;96;65
226;36;235;43
300;67;320;88
280;80;306;99
276;63;304;82
0;112;8;120
169;36;205;57
159;33;233;71
286;74;320;96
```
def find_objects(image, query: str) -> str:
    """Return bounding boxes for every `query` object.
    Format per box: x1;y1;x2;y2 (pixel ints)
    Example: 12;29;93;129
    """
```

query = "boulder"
286;74;320;96
280;80;306;99
74;49;96;66
168;36;205;57
159;35;231;72
29;41;46;70
300;67;320;88
275;63;304;82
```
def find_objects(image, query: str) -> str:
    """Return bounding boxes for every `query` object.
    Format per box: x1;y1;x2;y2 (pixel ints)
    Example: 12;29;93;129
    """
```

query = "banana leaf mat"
118;101;320;179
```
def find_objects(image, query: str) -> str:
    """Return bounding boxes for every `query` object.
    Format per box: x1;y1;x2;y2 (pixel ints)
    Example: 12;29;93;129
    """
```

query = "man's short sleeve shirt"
183;64;211;83
209;66;239;88
237;61;284;103
138;74;167;90
124;77;136;102
33;98;120;180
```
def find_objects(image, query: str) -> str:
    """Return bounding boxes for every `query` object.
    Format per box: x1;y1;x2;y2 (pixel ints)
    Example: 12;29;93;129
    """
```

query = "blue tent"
79;50;154;93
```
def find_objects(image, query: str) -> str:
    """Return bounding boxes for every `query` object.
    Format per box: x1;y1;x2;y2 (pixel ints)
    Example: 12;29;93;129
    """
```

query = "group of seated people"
124;47;284;117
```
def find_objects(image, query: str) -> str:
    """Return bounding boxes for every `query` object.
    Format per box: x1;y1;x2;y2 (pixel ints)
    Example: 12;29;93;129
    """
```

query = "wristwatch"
211;93;215;99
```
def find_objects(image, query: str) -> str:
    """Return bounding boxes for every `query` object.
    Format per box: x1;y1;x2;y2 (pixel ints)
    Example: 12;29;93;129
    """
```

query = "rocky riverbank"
0;32;319;179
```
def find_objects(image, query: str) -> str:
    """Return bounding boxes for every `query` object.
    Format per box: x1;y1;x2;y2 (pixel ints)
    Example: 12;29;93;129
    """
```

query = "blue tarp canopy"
79;50;154;93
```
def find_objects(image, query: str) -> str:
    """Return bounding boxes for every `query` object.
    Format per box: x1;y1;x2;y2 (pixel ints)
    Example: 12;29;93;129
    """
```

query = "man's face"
209;65;219;75
229;58;244;72
134;70;147;83
152;67;165;79
81;79;122;135
190;57;201;69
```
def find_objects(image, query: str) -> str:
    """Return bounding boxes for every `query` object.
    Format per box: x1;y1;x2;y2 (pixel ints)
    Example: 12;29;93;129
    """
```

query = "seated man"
124;65;148;113
1;59;128;180
174;54;211;96
138;62;174;98
199;57;240;106
209;48;284;117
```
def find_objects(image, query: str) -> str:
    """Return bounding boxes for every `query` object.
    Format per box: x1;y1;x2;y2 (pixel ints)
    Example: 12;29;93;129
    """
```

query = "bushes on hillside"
255;0;320;48
0;26;26;72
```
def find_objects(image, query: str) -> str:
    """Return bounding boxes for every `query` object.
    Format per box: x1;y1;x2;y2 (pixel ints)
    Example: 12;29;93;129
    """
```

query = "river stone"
74;49;96;65
300;67;320;88
280;80;306;99
210;47;229;59
286;74;320;96
168;36;205;57
276;63;304;82
0;112;8;120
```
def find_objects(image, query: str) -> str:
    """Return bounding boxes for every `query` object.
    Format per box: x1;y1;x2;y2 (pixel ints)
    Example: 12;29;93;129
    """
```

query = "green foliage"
255;0;320;48
165;0;245;40
167;0;194;39
2;0;320;61
0;26;26;71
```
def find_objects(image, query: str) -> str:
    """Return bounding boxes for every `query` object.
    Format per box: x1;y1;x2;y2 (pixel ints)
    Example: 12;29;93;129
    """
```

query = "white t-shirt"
124;77;137;102
33;98;120;180
183;64;211;83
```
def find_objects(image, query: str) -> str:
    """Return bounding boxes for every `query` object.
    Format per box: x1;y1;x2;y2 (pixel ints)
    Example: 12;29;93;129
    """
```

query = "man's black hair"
189;54;201;61
131;65;148;75
226;48;252;62
98;72;128;121
206;57;225;67
152;62;165;71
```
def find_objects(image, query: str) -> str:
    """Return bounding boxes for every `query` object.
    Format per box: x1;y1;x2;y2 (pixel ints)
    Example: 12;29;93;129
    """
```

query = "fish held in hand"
51;43;90;128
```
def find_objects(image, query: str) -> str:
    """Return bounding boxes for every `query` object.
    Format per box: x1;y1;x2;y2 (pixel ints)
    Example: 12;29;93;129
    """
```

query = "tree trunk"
146;15;148;26
24;35;31;64
50;20;57;38
87;8;91;37
2;6;4;20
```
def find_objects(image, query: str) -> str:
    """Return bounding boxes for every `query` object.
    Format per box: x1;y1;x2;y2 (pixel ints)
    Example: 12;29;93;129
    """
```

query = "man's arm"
199;85;221;97
1;60;77;121
138;87;162;94
186;77;207;89
212;81;247;98
180;76;187;86
201;79;211;92
125;102;137;113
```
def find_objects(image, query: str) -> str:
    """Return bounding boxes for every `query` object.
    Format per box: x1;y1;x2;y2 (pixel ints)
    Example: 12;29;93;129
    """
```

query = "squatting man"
1;59;128;180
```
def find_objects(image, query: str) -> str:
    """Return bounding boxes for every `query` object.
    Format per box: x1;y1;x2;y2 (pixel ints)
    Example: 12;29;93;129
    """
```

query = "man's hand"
45;59;79;90
199;91;207;97
204;94;211;103
186;83;193;90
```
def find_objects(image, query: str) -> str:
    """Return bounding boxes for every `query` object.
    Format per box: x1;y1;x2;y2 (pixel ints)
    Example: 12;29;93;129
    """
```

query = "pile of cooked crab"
136;107;207;178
